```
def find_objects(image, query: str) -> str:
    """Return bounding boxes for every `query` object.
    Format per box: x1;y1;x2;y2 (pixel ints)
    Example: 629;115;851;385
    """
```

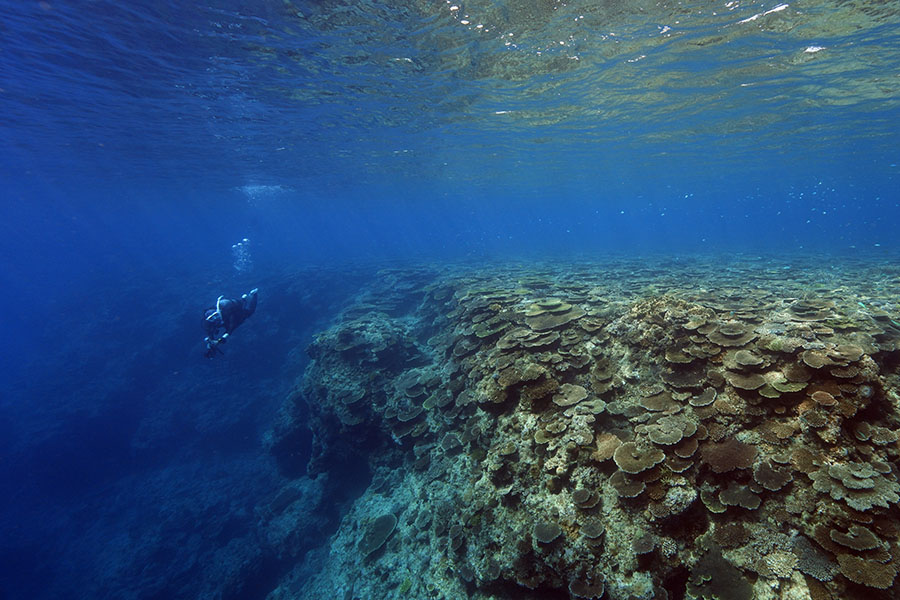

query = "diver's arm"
207;332;228;345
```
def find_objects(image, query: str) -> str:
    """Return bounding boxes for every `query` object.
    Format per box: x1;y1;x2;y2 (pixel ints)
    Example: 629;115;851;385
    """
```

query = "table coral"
268;258;900;600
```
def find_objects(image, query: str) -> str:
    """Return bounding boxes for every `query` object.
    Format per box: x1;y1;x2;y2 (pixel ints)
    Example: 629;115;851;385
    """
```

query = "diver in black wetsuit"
204;288;258;358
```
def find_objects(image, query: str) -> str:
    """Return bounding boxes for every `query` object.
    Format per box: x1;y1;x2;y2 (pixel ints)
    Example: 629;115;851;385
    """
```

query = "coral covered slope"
268;257;900;600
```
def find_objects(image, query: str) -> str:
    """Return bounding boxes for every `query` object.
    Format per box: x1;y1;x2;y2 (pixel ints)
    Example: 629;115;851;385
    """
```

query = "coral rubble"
267;258;900;600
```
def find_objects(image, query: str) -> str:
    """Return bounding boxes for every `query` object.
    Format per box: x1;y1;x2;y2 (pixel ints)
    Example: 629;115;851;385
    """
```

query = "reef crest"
268;258;900;600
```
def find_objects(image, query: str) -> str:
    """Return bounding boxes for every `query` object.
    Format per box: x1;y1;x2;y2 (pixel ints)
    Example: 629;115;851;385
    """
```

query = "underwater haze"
1;1;899;599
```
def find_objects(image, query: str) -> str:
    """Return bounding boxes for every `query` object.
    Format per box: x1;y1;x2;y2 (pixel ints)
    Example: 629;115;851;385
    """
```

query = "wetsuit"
204;289;258;357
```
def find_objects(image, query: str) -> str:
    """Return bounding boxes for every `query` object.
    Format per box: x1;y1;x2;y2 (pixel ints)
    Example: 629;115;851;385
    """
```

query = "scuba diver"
204;288;258;358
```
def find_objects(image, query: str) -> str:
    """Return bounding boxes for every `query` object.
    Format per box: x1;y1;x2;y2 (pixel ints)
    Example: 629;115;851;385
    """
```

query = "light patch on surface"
738;3;789;24
239;184;288;202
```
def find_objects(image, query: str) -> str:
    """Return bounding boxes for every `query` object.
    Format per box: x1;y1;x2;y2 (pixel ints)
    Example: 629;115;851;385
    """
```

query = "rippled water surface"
3;0;898;195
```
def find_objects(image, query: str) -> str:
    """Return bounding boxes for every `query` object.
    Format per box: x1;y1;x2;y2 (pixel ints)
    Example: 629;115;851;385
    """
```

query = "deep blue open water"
1;1;898;598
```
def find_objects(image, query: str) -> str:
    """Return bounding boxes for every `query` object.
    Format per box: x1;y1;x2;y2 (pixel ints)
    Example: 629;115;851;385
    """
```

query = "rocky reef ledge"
267;257;900;600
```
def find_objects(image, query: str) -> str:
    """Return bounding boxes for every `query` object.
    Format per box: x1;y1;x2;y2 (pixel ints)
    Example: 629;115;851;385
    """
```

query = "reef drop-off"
265;257;900;600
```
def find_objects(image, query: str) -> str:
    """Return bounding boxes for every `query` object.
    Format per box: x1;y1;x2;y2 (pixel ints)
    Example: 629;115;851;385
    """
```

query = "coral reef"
269;258;900;600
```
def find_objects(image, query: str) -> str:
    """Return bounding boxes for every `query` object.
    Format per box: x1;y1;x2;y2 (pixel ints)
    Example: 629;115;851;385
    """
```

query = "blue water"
1;0;898;598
